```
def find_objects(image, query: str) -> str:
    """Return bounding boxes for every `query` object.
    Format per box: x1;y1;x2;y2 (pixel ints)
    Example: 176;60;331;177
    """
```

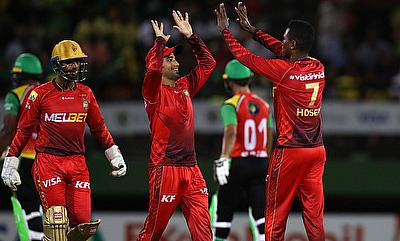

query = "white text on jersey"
44;113;87;123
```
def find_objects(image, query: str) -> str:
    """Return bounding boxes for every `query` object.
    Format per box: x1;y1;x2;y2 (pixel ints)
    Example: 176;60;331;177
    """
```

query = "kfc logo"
161;195;176;203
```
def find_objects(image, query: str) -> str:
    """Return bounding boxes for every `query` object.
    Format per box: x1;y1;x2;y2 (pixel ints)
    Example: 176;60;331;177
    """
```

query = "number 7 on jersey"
305;82;320;106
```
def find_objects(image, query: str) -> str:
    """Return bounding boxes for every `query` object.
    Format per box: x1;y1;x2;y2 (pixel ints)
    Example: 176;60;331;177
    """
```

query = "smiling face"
61;59;80;80
162;53;180;81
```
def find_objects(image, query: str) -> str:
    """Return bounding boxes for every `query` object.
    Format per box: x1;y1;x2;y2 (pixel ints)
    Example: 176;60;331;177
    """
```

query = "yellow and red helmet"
50;40;88;82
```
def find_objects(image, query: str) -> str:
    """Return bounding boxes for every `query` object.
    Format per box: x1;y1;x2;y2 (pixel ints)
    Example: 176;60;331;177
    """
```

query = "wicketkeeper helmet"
50;40;88;82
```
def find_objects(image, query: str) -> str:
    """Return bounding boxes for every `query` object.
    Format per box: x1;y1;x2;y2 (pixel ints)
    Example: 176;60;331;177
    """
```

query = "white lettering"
44;113;87;122
200;188;208;195
296;108;320;117
42;177;62;188
75;181;91;189
161;195;176;203
289;72;325;81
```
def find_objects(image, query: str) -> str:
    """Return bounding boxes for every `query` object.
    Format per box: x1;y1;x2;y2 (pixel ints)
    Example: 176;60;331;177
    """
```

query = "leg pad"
43;206;68;241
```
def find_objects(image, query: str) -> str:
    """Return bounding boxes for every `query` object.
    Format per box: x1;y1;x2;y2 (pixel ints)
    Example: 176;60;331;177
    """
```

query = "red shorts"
265;146;326;241
32;152;91;227
137;165;212;241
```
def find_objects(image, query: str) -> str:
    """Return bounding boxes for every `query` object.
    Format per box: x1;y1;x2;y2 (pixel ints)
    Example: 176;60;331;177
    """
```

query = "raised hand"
215;3;229;33
150;20;171;42
235;2;256;33
172;10;193;38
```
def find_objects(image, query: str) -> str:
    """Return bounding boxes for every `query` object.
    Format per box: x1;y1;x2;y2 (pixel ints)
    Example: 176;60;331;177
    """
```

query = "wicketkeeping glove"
213;157;231;186
105;145;127;177
1;156;21;191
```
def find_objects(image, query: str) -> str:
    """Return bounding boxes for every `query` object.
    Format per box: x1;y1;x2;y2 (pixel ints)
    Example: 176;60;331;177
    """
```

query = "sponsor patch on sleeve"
29;90;38;101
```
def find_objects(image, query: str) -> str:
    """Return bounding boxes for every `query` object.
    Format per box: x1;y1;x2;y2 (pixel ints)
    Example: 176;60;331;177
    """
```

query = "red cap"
163;47;176;57
163;45;182;57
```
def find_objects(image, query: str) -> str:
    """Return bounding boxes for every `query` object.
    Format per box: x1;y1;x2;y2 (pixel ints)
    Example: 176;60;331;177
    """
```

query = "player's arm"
220;104;237;158
216;4;287;85
267;113;274;156
234;1;283;56
0;93;19;154
253;30;283;57
3;90;40;191
184;33;217;96
86;90;126;177
172;10;216;96
142;20;170;104
235;2;283;57
214;104;237;186
222;30;288;84
86;90;115;149
8;90;40;158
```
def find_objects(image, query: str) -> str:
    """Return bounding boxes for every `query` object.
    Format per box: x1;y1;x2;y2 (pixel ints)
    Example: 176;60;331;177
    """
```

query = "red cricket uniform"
223;29;326;241
139;34;216;241
228;92;270;158
8;81;114;227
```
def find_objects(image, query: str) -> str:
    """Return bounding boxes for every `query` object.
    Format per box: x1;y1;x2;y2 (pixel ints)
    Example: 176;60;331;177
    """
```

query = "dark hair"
287;20;315;52
228;78;250;86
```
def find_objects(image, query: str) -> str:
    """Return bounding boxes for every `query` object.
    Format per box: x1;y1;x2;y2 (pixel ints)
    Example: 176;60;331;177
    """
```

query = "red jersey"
223;29;324;148
143;34;216;166
224;92;270;158
7;84;37;159
9;81;114;156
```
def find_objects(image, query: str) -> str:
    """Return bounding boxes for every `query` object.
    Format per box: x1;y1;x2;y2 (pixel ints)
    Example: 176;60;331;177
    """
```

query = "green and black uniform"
4;84;43;240
210;94;274;241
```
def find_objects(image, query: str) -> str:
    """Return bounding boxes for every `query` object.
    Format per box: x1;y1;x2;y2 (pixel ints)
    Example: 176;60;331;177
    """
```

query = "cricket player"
216;3;326;241
138;10;216;241
210;59;274;241
0;53;44;241
1;40;127;241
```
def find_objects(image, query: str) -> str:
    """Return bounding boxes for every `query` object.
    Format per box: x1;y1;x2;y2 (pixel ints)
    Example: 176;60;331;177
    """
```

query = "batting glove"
213;157;231;186
1;156;21;191
105;145;127;177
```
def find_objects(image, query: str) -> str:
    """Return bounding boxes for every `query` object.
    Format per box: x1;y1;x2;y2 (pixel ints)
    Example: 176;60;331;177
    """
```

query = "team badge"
180;88;189;96
82;98;88;110
248;102;260;115
29;90;38;101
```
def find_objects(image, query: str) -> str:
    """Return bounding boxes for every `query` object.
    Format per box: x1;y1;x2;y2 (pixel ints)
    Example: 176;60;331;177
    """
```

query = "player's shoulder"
25;82;51;102
76;83;93;92
34;81;54;93
224;94;242;108
248;93;270;110
11;84;29;94
28;81;54;100
305;56;324;68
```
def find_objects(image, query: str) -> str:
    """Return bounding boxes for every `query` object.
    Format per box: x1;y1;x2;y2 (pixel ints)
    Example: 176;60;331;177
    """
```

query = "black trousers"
17;157;43;240
215;157;268;238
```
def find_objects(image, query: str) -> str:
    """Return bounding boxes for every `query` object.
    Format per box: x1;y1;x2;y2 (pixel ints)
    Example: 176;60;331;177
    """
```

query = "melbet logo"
289;72;325;81
44;112;87;123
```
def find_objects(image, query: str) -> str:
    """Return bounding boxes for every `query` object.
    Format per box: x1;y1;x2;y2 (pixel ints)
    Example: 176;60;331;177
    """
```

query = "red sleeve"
222;29;289;85
142;37;166;104
184;33;216;97
253;30;284;57
8;89;40;157
86;89;114;149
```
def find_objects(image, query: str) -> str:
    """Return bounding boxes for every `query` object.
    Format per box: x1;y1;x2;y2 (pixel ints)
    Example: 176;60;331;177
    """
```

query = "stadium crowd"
0;0;399;101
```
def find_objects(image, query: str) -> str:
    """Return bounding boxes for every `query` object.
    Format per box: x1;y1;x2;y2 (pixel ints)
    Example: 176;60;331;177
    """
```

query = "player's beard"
164;69;180;81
